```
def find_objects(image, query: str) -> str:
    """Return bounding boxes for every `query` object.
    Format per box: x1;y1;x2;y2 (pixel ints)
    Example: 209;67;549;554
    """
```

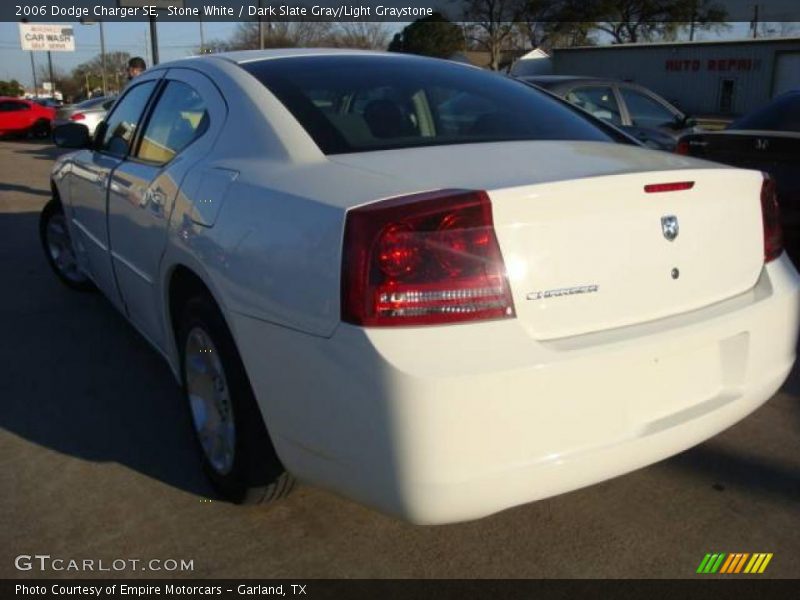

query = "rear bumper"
232;254;800;524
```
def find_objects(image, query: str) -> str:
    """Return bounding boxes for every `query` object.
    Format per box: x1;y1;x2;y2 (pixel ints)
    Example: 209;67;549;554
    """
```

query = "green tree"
72;50;133;96
388;13;465;58
0;79;24;96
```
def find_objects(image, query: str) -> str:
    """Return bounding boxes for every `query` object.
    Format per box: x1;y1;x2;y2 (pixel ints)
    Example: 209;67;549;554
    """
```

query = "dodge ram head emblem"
661;215;679;241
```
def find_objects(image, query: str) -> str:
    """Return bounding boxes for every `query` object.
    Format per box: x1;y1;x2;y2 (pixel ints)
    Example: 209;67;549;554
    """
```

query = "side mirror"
93;121;107;148
675;114;696;129
52;123;91;149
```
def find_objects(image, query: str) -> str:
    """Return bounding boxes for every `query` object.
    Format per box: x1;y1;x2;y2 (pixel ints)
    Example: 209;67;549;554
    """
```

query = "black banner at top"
5;0;800;23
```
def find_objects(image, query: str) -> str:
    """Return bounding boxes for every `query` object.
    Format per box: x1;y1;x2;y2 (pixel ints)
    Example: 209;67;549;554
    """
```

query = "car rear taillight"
341;189;515;327
70;113;86;121
644;181;694;193
675;140;689;155
761;174;782;263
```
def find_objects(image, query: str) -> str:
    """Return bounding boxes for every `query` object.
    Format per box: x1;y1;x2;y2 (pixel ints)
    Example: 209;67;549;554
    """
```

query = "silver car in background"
53;96;116;136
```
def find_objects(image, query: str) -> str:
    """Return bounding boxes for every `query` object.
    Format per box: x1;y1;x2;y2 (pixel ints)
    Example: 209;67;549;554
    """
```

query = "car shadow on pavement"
6;139;70;162
0;210;214;499
0;182;51;197
666;443;800;504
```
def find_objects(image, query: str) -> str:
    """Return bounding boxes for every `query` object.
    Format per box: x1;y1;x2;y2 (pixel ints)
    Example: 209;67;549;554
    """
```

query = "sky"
0;21;241;86
0;19;767;89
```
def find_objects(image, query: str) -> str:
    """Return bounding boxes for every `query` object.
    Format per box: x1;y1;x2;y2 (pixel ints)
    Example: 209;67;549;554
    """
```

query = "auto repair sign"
19;23;75;52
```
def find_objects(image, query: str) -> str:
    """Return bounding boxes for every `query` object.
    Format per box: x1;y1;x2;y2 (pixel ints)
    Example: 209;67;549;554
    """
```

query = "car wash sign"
19;23;75;52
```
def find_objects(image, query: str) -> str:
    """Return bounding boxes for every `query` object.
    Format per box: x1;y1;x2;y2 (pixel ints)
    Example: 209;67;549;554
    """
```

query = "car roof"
209;48;395;64
518;76;613;89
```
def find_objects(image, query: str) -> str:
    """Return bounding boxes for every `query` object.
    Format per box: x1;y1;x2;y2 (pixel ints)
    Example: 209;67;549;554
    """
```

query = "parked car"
54;96;117;136
0;96;54;138
42;50;800;524
677;91;800;248
519;75;698;151
34;97;63;109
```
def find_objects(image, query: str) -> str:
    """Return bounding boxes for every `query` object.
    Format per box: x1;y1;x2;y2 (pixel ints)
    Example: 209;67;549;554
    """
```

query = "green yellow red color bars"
696;553;773;574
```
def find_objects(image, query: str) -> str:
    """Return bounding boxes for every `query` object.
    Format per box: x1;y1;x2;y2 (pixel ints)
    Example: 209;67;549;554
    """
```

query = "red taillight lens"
761;174;782;262
675;140;690;155
341;189;515;327
644;181;694;193
70;113;86;121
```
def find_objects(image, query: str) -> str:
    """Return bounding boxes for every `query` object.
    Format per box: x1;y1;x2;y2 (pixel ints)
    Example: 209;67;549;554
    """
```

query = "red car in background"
0;97;55;138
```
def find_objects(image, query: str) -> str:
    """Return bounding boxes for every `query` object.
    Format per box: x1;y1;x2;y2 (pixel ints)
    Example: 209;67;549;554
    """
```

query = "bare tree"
208;20;334;50
331;23;390;49
753;21;800;38
578;0;728;44
464;0;529;69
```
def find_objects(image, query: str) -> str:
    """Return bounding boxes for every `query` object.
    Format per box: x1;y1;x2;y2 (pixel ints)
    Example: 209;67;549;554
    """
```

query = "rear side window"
619;88;677;128
731;93;800;133
100;81;157;157
565;86;622;126
136;81;208;165
242;56;615;154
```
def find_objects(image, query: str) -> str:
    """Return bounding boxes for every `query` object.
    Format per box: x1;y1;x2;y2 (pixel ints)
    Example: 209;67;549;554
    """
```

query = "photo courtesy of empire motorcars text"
1;0;799;597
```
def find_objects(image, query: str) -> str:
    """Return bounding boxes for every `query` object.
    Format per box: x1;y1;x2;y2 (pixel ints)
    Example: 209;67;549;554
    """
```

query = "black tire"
39;199;95;292
178;294;293;504
31;119;51;139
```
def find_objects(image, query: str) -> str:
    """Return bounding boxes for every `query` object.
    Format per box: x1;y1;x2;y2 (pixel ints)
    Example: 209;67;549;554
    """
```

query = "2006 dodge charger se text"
40;49;800;524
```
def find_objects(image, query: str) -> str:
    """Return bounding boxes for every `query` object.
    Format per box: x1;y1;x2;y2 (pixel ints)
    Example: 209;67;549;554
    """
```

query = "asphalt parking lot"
1;139;799;579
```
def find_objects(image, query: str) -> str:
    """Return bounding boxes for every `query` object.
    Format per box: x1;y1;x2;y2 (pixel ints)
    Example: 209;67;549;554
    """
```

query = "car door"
106;69;225;351
0;100;32;133
0;100;15;132
65;77;161;309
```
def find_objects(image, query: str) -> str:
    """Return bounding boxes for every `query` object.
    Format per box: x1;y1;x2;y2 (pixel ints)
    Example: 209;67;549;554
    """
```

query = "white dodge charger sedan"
41;49;800;524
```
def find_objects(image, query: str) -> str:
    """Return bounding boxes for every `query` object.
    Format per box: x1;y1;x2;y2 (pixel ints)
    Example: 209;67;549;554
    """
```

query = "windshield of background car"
242;55;617;154
731;93;800;133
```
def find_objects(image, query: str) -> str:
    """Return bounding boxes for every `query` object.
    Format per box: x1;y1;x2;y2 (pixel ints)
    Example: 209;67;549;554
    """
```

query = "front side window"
620;88;677;128
564;86;622;126
242;56;615;154
136;81;208;164
100;81;157;157
0;101;29;112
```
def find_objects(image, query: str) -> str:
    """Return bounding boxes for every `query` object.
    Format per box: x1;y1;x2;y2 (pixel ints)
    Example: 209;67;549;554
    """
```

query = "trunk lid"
333;141;765;339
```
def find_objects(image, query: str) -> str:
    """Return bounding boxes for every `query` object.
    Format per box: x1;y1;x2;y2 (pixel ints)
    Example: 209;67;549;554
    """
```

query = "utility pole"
99;21;107;96
47;50;54;98
259;0;265;49
199;15;205;53
149;16;159;64
79;20;107;95
751;4;760;39
29;52;37;97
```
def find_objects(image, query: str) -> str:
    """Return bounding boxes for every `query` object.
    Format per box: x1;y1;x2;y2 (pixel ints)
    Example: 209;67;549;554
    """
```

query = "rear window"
76;97;109;109
241;55;616;154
